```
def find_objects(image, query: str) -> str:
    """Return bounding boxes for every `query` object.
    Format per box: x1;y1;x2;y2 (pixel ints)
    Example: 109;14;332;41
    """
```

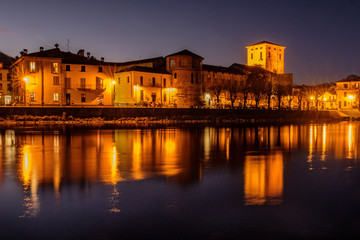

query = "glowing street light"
310;96;314;100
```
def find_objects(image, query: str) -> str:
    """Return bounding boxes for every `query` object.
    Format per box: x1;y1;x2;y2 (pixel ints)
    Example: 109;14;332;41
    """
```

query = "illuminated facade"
246;41;285;74
0;51;14;105
10;46;115;106
334;75;360;110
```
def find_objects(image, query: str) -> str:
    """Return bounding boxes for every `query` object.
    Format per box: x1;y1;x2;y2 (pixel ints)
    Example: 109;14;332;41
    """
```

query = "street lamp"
348;95;354;109
23;77;29;105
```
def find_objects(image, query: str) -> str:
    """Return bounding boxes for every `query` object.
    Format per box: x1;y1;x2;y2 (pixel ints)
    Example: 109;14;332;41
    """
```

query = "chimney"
77;49;84;56
101;57;104;62
23;49;28;55
55;43;59;48
87;52;90;59
40;47;44;52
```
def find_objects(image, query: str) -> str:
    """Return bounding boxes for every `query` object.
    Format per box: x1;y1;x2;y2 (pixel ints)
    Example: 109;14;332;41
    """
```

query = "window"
65;78;71;89
140;90;144;101
260;52;263;60
0;73;2;80
127;76;130;83
163;78;166;87
81;66;85;72
279;54;282;60
191;73;194;84
344;92;347;97
152;77;155;87
164;93;166;102
80;78;86;88
344;101;347;107
356;83;359;89
180;59;187;67
170;59;175;68
30;62;36;73
344;84;348;89
0;83;2;90
251;53;253;59
174;73;177;79
53;76;59;85
268;52;271;58
96;77;103;89
52;62;59;74
30;92;36;101
53;93;59;102
140;76;143;86
98;66;103;72
118;78;121;84
66;65;70;71
81;94;86;102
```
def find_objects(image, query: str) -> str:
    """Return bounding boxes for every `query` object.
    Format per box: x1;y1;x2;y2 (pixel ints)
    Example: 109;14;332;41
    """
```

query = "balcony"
73;84;106;91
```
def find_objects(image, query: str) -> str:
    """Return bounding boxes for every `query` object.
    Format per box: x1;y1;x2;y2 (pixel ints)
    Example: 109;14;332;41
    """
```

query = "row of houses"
0;41;359;109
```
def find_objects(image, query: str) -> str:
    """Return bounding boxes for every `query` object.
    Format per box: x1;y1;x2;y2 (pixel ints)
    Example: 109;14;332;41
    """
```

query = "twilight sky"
0;0;359;85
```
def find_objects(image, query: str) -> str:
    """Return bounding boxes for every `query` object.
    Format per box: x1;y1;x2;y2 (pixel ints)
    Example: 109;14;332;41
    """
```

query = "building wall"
114;71;172;106
335;81;360;109
0;66;11;105
246;43;285;74
11;57;113;106
166;55;203;107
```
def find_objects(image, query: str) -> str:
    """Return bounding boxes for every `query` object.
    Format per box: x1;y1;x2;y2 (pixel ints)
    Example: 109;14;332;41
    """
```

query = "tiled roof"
202;64;245;75
26;48;104;65
247;41;284;47
0;51;15;68
229;63;271;74
166;49;203;59
336;75;360;83
117;66;171;74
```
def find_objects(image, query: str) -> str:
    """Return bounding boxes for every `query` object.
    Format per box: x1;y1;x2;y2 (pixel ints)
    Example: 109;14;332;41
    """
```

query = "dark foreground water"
0;122;360;239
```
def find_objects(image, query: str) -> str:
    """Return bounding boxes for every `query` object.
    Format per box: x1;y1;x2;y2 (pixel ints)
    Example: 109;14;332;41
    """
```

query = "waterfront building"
0;51;15;105
10;45;116;106
334;75;360;110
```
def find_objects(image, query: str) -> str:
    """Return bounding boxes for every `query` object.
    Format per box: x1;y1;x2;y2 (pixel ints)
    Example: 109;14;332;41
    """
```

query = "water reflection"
0;122;359;216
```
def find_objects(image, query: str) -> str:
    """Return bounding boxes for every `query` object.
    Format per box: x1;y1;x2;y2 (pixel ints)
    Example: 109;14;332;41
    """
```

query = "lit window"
30;62;36;73
30;92;36;101
80;78;86;88
170;59;175;68
53;76;59;85
52;62;59;74
356;83;359;89
53;93;59;102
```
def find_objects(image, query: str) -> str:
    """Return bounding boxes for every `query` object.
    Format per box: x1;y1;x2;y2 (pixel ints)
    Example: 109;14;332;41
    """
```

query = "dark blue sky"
1;0;359;84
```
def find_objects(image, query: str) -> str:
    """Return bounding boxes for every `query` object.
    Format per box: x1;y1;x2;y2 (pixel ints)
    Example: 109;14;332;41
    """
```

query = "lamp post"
23;77;29;106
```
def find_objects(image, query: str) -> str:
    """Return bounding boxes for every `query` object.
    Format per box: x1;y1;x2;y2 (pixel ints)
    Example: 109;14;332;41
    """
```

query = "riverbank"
0;106;355;128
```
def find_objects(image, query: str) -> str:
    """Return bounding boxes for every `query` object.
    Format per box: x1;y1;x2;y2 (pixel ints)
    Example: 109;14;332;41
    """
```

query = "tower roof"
246;41;285;48
166;49;203;59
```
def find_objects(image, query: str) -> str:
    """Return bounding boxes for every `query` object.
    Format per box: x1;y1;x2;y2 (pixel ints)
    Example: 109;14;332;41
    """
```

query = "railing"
73;84;105;91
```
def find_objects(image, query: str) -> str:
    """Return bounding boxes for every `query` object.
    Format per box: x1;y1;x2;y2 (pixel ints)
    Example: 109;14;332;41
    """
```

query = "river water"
0;122;359;239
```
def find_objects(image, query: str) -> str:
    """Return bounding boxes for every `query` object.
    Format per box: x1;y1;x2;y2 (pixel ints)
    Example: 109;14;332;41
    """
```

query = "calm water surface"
0;123;360;239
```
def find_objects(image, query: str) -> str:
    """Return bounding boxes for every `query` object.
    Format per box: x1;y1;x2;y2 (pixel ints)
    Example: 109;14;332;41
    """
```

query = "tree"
274;84;291;110
208;84;223;108
240;77;251;109
262;80;273;109
226;81;241;108
247;66;269;109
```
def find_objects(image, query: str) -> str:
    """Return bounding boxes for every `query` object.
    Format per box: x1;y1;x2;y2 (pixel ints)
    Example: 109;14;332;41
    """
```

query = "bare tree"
247;66;270;109
274;84;291;110
208;84;223;108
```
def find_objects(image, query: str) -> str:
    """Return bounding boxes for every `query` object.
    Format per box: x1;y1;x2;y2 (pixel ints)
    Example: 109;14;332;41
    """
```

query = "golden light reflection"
244;152;283;206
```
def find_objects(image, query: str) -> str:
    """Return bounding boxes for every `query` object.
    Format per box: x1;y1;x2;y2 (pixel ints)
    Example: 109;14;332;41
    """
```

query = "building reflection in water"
0;122;359;216
244;151;284;206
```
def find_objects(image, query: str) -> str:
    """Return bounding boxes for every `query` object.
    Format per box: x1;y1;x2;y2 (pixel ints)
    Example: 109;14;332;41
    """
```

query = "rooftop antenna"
67;39;70;52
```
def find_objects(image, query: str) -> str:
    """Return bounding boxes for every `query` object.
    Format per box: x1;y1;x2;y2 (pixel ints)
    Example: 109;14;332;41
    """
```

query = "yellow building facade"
11;46;115;106
335;75;360;110
0;51;14;105
246;41;285;74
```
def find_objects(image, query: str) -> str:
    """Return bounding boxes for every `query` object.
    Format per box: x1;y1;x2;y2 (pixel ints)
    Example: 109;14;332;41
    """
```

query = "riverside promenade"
0;106;353;125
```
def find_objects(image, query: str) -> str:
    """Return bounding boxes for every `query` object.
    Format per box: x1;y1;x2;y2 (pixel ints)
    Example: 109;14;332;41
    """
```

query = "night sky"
1;0;359;85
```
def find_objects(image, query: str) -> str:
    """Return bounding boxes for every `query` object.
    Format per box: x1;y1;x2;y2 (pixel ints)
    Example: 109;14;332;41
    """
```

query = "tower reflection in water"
0;123;358;216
